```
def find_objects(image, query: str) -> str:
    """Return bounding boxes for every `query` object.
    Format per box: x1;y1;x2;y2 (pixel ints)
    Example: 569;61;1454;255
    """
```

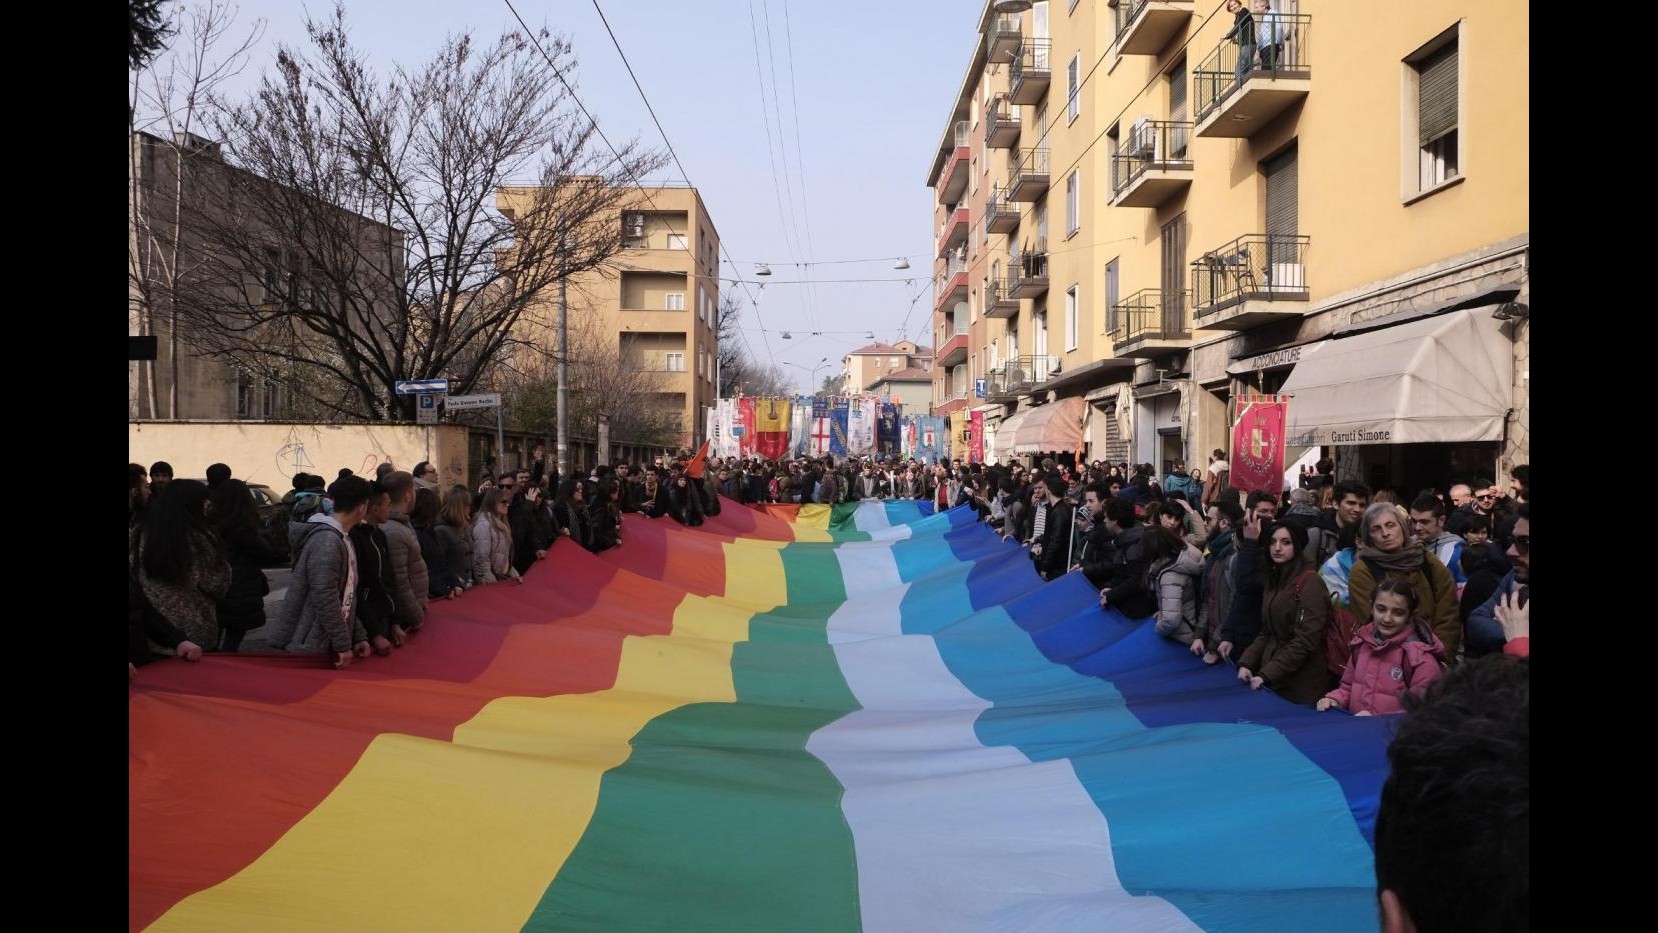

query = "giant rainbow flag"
130;501;1391;931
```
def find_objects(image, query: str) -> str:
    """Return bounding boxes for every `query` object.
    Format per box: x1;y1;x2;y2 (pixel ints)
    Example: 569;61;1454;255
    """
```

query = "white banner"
849;396;877;455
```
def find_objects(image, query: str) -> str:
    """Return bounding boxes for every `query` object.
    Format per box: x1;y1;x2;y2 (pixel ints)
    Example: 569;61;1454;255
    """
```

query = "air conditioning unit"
1128;117;1157;157
1048;355;1062;374
1267;263;1305;292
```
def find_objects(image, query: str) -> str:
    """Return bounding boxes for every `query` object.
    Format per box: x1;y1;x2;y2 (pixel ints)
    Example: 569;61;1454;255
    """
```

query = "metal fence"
1193;13;1312;125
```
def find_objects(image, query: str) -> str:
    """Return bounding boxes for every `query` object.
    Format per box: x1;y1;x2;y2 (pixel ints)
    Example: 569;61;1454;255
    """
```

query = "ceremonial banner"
877;403;900;457
949;410;968;463
790;396;812;457
810;398;833;457
737;396;757;458
1231;394;1290;496
754;397;792;460
916;416;943;464
849;396;877;455
969;410;984;464
829;397;850;456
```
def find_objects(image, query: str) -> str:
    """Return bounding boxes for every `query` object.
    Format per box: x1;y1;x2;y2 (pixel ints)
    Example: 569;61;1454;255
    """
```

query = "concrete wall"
129;421;471;491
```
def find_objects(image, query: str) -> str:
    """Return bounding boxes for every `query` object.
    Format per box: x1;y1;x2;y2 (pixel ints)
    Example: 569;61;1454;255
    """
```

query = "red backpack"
1289;567;1360;681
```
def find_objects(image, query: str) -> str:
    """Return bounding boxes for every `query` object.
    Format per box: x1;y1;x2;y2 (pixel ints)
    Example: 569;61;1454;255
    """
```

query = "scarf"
1357;540;1428;576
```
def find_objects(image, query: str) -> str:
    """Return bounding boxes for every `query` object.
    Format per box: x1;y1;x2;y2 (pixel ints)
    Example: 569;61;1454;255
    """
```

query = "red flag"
685;440;711;479
1230;395;1290;496
737;397;757;458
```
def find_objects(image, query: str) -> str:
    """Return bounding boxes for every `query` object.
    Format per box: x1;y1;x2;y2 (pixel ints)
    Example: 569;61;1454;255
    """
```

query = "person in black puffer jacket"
1097;497;1156;619
411;486;463;600
350;483;403;654
208;480;275;652
552;477;594;549
588;478;623;553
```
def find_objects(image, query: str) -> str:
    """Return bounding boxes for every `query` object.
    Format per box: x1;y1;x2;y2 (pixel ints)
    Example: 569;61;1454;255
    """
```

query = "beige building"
839;341;933;397
926;0;1528;493
865;367;935;415
128;131;403;421
498;185;720;448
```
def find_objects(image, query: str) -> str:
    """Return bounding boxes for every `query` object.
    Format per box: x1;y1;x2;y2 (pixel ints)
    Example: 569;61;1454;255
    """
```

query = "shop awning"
1013;396;1086;454
1281;306;1514;446
994;408;1031;461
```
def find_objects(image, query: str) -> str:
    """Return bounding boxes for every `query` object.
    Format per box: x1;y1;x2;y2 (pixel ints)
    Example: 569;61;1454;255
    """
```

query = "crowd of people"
127;444;1527;926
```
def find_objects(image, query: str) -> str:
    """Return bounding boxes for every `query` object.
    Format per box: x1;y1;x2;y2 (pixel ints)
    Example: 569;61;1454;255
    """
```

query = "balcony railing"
985;188;1020;235
986;277;1020;318
935;255;968;308
1009;39;1053;104
1193;13;1312;127
1109;289;1191;344
953;119;971;149
987;354;1061;398
1010;249;1049;298
1007;147;1051;201
1112;1;1195;56
984;94;1020;149
988;12;1022;62
1191;234;1310;317
1111;120;1194;196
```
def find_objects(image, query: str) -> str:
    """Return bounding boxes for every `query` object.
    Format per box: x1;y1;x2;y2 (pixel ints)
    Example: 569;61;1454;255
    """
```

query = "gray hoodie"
268;515;365;654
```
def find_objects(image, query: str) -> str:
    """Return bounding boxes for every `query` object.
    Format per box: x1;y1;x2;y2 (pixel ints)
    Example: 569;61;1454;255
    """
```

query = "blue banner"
829;397;850;456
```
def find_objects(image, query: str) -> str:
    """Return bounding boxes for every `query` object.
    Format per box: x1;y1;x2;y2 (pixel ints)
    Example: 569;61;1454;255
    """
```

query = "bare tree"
715;292;748;398
496;311;680;446
128;0;264;418
158;4;665;421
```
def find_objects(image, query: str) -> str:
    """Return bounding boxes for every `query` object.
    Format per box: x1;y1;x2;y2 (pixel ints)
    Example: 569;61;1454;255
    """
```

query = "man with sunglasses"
1465;503;1530;658
1446;477;1499;537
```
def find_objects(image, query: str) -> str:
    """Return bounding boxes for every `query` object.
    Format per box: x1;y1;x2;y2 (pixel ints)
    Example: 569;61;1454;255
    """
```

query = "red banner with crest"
1230;394;1290;496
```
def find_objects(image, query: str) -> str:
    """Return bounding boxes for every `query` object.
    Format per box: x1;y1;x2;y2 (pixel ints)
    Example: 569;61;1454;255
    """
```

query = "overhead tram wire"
762;0;822;336
743;0;814;345
582;0;783;365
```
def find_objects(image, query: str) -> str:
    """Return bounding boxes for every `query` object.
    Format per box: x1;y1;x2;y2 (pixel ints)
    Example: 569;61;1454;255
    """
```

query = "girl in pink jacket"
1317;578;1447;716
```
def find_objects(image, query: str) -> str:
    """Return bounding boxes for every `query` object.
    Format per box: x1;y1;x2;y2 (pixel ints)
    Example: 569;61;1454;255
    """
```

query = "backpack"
1286;566;1359;681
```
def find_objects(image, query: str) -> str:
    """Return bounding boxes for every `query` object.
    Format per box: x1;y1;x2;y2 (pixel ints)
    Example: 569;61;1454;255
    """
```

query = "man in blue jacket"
1465;503;1529;657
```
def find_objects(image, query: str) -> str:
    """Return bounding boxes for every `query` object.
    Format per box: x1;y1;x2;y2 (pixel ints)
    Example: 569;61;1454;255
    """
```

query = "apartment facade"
840;341;934;397
499;185;720;448
927;1;1528;493
865;368;936;414
128;131;404;421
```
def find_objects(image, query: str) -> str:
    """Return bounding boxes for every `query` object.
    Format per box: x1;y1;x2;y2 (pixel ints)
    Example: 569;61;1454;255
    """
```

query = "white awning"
994;408;1032;461
1281;306;1514;446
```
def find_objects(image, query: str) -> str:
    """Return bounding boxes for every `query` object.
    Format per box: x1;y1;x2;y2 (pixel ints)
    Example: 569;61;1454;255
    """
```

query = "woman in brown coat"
1346;502;1462;658
1238;520;1330;704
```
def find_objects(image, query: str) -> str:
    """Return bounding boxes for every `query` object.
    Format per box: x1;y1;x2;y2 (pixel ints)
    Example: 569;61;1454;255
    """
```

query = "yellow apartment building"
840;340;934;398
498;185;721;449
927;0;1528;494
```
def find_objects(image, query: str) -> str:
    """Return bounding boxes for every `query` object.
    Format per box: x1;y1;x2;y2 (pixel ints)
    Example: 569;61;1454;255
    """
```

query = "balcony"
1109;289;1192;357
984;188;1020;235
1109;120;1194;208
1009;39;1052;105
984;94;1020;149
1112;0;1195;57
1007;147;1050;201
935;256;968;310
987;354;1061;399
987;12;1022;62
937;330;970;367
1010;250;1049;299
937;204;970;257
1194;14;1311;138
986;278;1019;318
1191;234;1310;330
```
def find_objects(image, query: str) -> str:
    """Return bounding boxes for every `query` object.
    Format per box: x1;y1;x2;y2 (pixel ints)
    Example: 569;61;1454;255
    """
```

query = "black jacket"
417;524;463;596
1101;523;1156;618
588;500;621;553
215;521;274;635
552;500;591;550
666;482;705;526
1220;533;1268;651
510;495;555;575
1077;519;1116;589
1034;500;1076;580
349;523;399;640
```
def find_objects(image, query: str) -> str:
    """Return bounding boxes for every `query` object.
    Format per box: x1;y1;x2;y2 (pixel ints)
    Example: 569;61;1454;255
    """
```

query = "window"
665;292;685;311
235;369;254;419
970;157;978;193
1065;170;1080;237
1067;52;1081;124
1104;259;1120;334
1065;285;1079;351
665;352;685;372
667;233;687;250
1034;311;1049;361
1406;27;1460;196
262;379;279;419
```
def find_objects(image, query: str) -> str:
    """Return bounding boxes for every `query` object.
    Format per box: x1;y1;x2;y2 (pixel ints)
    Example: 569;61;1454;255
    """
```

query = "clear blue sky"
217;0;981;395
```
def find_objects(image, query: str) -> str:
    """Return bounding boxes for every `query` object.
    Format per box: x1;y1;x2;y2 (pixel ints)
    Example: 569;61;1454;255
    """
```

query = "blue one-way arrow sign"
395;379;450;395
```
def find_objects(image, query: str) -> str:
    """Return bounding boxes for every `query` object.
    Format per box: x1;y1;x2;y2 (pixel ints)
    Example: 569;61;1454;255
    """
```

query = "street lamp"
784;356;830;397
